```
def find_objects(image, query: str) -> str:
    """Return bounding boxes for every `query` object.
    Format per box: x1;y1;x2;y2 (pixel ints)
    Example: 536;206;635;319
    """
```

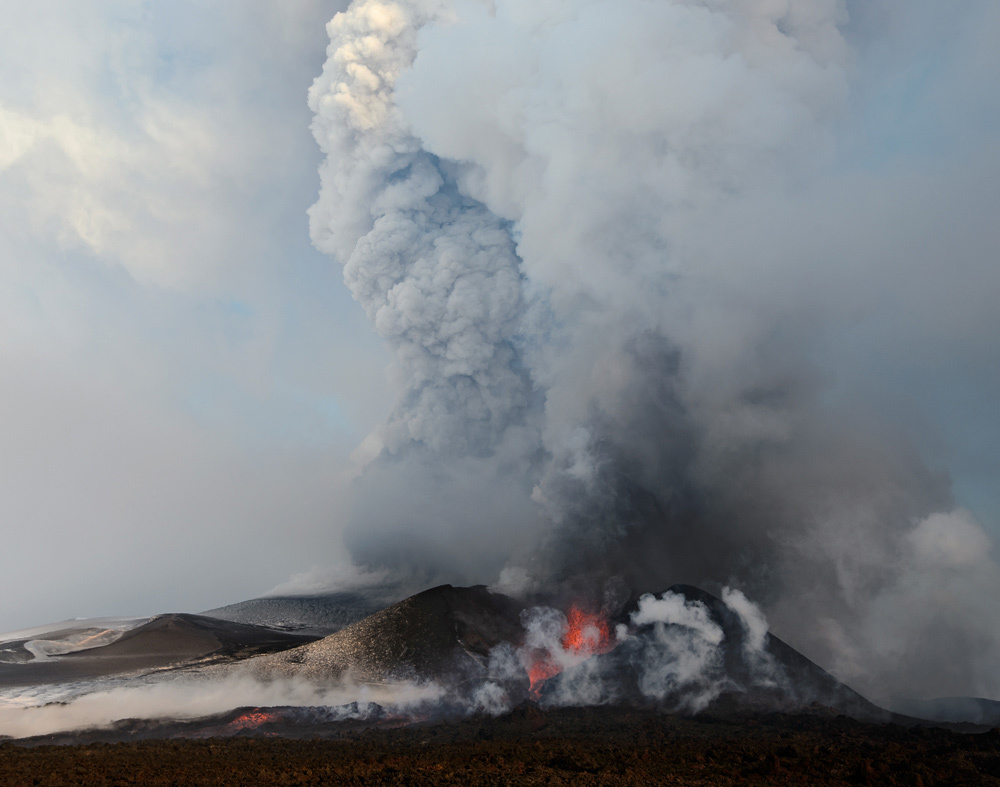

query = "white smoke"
624;592;728;712
307;0;543;579
509;588;784;713
488;566;540;599
0;671;445;740
310;0;1000;703
469;640;523;715
308;0;534;458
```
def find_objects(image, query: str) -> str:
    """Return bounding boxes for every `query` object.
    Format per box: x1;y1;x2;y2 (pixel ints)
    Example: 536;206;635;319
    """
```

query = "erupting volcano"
292;0;1000;720
1;6;997;781
1;581;983;746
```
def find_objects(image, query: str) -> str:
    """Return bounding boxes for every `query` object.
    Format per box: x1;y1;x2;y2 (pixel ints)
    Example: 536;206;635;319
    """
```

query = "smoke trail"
308;0;531;457
0;673;444;739
307;0;543;580
310;0;1000;702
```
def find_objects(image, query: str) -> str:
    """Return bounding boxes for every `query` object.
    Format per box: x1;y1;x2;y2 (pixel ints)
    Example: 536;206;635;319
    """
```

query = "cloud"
308;0;1000;703
0;0;395;632
909;510;993;568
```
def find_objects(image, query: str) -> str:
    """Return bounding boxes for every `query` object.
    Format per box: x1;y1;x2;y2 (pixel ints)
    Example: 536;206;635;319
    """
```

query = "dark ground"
3;706;1000;785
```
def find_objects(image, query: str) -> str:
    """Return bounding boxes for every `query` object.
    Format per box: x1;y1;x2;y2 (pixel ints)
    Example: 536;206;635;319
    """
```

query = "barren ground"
2;706;1000;785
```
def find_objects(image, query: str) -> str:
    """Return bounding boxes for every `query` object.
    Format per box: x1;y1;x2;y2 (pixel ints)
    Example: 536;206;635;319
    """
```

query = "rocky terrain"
3;705;1000;785
245;584;524;686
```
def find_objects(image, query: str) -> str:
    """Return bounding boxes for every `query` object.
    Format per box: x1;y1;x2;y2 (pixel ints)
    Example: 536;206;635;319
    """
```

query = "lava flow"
225;709;282;734
527;606;617;699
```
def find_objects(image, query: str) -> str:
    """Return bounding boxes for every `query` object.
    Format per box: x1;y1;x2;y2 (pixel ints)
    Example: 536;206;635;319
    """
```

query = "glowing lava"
563;607;615;654
527;606;617;699
527;659;564;697
225;709;281;733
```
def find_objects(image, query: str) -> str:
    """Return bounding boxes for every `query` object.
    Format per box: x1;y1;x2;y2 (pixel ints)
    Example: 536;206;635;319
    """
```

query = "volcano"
244;584;524;685
233;583;886;721
0;582;975;744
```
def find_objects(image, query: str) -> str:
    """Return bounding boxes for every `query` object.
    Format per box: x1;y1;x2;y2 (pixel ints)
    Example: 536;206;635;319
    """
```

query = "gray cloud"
310;0;1000;702
0;1;396;632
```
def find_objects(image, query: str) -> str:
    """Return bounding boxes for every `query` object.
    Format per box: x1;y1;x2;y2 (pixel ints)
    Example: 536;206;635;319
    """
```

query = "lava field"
3;706;1000;786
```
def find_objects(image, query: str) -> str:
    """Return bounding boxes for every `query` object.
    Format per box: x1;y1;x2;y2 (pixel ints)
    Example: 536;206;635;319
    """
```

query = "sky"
0;0;385;630
0;0;998;702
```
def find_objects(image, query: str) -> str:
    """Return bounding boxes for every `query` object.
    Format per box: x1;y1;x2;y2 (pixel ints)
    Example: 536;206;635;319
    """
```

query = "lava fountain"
526;606;617;699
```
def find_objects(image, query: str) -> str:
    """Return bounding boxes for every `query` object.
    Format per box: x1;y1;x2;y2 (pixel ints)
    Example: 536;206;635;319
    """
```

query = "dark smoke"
308;0;1000;703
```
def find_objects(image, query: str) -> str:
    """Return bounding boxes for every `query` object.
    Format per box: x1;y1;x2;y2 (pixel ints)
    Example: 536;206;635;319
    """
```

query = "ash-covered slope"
0;618;149;665
246;584;524;684
76;614;319;661
0;614;317;689
202;584;407;636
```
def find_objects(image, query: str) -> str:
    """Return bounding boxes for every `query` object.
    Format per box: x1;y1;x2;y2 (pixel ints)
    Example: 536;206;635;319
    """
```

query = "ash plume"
309;0;1000;703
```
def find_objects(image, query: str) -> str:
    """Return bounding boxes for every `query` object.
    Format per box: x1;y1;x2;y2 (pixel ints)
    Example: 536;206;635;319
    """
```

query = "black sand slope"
0;614;318;688
202;584;407;636
247;584;525;684
74;614;319;660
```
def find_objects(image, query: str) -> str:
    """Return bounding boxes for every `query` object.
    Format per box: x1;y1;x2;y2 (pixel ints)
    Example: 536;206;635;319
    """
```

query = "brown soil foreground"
2;707;1000;786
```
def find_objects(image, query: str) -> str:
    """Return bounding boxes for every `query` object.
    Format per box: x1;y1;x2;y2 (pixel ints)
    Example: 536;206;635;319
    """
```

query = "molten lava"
563;607;615;654
527;659;564;697
527;606;617;699
225;709;281;733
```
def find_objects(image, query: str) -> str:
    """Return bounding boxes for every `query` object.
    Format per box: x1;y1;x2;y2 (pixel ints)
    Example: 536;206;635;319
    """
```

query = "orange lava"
226;709;280;731
527;606;617;699
527;659;564;698
562;607;615;655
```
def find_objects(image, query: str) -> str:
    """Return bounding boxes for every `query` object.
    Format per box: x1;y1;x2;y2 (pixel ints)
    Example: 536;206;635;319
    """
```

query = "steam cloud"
308;0;1000;703
0;673;443;740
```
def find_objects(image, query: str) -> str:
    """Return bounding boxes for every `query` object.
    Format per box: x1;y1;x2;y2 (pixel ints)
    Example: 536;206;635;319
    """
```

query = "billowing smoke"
472;587;793;715
308;0;1000;703
308;0;544;582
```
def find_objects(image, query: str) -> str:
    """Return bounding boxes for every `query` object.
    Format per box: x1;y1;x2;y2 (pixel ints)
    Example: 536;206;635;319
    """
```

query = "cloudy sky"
0;0;382;630
0;0;998;705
